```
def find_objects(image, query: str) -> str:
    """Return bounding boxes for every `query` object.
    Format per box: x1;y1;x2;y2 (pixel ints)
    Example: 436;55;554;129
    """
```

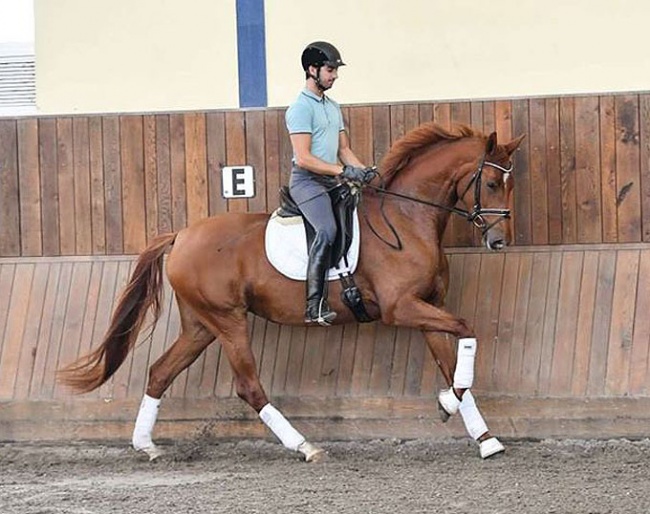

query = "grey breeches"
290;172;337;245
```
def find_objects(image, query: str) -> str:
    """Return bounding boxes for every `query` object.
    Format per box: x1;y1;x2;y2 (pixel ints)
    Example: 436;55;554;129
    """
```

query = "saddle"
274;184;372;323
276;184;356;268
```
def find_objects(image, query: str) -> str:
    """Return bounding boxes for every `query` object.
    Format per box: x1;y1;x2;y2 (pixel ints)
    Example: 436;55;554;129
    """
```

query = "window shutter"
0;43;36;116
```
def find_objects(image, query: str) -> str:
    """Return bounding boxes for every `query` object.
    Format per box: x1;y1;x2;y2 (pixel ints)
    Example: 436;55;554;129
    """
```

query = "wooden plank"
599;96;618;243
300;326;329;396
495;101;512;143
264;110;281;212
470;101;483;130
404;329;424;396
184;113;209;224
528;99;549;244
482;101;496;135
207;112;228;215
0;264;28;398
245;111;267;213
38;119;60;255
283;326;307;396
278;108;294;188
52;262;93;399
418;103;434;125
512;99;531;246
349;106;373;165
615;95;641;242
57;118;76;255
629;249;650;394
350;323;377;396
336;324;359;397
640;95;650;241
403;104;420;134
388;327;411;397
0;120;20;256
545;98;563;244
372;105;391;170
506;253;533;391
170;113;187;230
270;324;292;396
605;250;639;395
433;103;451;129
88;117;106;253
155;115;173;233
389;104;405;144
225;111;248;213
574;97;602;243
519;253;551;394
17;119;42;256
72;118;92;254
587;251;616;395
537;251;562;396
369;325;396;396
102;116;123;254
143;115;159;242
450;102;474;247
120;116;147;253
570;251;598;397
473;253;505;391
548;252;583;395
13;263;49;399
28;263;57;398
318;325;343;396
559;97;577;243
41;262;73;398
493;252;519;391
258;320;280;395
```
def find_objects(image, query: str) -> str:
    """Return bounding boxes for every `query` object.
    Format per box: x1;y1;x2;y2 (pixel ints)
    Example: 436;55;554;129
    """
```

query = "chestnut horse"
59;123;524;462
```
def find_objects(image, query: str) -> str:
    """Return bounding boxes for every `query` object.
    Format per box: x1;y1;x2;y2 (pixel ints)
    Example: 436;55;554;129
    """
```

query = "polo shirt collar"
301;88;326;102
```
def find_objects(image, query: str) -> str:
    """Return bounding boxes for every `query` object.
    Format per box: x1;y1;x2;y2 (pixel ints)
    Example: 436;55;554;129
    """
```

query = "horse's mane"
379;123;484;184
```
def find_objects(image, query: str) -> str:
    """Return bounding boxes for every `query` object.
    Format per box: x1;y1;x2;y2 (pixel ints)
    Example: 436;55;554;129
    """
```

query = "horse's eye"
486;180;498;190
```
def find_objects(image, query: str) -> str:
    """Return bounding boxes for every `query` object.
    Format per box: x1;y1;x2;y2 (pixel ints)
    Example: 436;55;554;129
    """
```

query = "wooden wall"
2;93;650;257
2;92;650;442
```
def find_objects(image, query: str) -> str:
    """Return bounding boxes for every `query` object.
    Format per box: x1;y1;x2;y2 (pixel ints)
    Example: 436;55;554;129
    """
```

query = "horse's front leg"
424;332;505;459
382;296;476;411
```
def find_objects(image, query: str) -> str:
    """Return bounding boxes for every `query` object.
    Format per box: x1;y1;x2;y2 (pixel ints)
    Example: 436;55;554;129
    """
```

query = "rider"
286;41;376;326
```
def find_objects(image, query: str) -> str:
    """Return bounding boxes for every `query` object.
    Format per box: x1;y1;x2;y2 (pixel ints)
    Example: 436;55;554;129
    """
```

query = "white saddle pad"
265;209;361;281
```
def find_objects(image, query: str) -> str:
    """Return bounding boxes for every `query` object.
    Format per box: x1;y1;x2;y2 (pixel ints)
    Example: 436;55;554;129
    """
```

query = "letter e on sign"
222;166;255;198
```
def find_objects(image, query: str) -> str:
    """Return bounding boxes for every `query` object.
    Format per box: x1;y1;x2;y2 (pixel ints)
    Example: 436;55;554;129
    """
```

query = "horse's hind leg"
424;332;505;459
133;299;216;460
206;311;325;462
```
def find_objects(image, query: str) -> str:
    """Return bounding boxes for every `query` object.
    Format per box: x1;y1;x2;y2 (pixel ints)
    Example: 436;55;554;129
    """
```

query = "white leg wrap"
259;404;306;452
459;390;489;440
454;337;477;389
132;394;161;450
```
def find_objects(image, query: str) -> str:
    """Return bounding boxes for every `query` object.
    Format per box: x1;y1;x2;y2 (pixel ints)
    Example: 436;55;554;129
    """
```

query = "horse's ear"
486;132;498;155
504;134;526;156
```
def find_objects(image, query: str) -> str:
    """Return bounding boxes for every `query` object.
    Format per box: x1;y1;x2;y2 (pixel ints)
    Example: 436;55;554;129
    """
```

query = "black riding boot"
305;232;337;326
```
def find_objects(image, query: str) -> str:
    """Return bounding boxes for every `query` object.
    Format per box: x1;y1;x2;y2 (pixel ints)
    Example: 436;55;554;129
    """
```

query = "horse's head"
455;132;525;250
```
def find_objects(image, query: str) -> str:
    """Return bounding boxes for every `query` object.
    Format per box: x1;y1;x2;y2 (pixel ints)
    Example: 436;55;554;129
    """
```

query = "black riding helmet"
301;41;345;90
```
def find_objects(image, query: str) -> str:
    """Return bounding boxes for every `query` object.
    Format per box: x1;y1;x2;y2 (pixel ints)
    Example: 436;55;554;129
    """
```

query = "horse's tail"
58;232;177;393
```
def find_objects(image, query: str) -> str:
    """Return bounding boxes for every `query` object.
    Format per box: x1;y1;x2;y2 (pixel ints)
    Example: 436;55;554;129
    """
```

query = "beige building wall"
35;0;650;114
35;0;239;114
267;0;650;107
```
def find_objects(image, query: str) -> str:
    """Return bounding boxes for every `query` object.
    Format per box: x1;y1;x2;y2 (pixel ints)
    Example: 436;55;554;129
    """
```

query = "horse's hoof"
437;401;451;423
479;437;505;459
136;443;164;461
298;441;326;463
437;388;460;421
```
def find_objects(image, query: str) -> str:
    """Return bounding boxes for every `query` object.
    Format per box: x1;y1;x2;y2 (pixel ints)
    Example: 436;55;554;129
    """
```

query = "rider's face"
312;65;338;89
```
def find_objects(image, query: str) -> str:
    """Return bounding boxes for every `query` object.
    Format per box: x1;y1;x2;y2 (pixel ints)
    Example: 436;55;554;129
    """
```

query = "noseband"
364;152;513;250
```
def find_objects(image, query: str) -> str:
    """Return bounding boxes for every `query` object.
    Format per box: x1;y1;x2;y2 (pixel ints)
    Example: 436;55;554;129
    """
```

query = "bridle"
363;151;514;250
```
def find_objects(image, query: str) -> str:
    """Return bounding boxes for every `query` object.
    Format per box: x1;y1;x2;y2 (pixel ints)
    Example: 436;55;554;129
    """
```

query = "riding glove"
341;165;376;184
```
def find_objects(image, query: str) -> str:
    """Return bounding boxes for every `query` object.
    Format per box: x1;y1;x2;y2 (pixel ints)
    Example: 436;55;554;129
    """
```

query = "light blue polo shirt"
285;89;345;165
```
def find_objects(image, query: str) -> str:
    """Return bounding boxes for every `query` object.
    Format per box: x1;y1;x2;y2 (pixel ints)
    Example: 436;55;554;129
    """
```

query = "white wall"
35;0;650;114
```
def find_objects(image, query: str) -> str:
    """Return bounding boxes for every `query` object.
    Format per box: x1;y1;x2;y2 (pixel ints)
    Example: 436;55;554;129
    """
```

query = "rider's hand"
341;165;376;184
